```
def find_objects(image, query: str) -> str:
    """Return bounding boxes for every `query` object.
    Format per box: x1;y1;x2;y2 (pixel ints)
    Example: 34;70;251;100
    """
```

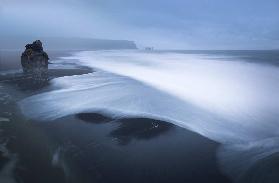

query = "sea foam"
19;50;279;180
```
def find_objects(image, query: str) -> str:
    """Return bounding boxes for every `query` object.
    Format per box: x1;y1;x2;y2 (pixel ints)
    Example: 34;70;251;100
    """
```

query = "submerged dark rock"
110;118;173;145
21;40;49;74
76;113;113;124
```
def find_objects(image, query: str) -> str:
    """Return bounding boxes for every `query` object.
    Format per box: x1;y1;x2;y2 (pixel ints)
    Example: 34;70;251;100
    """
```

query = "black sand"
0;50;232;183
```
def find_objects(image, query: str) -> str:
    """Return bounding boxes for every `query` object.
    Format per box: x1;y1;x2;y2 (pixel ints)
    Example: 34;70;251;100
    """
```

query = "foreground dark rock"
21;40;49;86
21;40;49;88
21;40;49;75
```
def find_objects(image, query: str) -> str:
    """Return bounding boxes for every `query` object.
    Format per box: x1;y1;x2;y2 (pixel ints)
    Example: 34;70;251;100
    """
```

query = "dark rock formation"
21;40;49;85
21;40;49;74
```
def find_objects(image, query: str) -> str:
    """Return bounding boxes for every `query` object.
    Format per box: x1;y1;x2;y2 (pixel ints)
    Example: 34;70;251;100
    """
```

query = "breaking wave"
19;50;279;181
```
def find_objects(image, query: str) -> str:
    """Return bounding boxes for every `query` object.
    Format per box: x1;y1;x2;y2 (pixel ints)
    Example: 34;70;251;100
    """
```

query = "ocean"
1;50;279;183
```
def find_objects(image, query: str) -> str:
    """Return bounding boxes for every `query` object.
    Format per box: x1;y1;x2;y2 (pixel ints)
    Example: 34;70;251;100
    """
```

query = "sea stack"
21;40;49;74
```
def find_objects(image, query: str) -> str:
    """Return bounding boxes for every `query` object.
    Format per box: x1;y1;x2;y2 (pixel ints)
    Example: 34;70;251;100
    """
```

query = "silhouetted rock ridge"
21;40;49;73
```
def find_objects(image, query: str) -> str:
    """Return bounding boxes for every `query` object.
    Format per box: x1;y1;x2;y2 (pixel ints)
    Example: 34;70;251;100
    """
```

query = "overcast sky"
1;0;279;49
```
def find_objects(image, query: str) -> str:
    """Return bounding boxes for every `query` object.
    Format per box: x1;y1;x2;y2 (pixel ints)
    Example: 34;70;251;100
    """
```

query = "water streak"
19;50;279;180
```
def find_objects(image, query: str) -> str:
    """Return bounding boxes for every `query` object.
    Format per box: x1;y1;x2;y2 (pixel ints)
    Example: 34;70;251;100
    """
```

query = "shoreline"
0;50;232;183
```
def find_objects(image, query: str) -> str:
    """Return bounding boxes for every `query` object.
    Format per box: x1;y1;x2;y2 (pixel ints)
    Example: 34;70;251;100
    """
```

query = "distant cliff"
0;37;137;50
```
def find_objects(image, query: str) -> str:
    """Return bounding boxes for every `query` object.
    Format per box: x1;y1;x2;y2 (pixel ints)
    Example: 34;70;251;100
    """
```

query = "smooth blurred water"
19;50;279;180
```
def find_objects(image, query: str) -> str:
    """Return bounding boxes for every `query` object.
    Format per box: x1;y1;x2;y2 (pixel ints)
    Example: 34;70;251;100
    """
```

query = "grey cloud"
1;0;279;49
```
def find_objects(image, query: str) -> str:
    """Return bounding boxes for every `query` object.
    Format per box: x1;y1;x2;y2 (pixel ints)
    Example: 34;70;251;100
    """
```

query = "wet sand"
0;50;75;71
0;50;232;183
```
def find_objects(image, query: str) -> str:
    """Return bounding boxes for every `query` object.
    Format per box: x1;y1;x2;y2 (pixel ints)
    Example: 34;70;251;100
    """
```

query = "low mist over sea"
1;0;279;183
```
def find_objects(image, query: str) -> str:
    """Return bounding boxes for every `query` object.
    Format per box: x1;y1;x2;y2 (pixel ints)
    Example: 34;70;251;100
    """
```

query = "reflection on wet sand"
0;55;92;183
0;68;92;92
43;112;231;183
0;50;232;183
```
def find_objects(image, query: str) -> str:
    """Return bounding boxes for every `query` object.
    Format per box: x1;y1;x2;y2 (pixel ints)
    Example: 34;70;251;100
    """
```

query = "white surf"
18;50;279;181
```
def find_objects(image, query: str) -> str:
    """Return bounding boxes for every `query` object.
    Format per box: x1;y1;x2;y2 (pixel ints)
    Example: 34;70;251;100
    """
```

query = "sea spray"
19;50;279;181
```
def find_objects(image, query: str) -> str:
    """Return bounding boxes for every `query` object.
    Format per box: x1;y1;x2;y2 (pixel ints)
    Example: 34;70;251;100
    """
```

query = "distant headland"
0;37;137;50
